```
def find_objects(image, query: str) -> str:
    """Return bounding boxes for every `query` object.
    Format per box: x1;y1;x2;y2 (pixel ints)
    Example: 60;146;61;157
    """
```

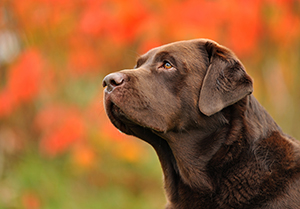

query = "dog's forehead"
139;39;205;63
148;40;200;54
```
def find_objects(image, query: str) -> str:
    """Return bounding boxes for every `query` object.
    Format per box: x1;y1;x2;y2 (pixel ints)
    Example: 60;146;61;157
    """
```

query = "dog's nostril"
111;78;123;86
102;73;125;91
102;80;107;87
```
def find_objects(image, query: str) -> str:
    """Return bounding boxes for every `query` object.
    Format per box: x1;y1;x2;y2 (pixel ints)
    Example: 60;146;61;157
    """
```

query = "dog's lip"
106;101;134;135
105;98;165;134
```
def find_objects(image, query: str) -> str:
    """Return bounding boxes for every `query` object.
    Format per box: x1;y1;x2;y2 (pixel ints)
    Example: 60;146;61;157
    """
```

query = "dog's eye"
163;61;172;69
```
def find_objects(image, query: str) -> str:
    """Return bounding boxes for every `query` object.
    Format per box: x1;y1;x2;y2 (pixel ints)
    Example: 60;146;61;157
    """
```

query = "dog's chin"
105;99;165;135
105;101;136;135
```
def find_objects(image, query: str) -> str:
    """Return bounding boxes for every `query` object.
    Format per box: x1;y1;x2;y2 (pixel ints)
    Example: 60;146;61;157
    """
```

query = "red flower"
36;105;86;157
0;49;43;116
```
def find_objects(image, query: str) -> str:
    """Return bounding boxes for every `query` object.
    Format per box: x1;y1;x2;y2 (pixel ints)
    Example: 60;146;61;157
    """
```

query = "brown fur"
102;39;300;209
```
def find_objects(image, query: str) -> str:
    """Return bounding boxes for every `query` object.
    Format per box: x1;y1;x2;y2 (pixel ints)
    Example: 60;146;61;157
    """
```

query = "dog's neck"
131;95;281;202
244;95;282;140
163;129;224;191
155;95;281;194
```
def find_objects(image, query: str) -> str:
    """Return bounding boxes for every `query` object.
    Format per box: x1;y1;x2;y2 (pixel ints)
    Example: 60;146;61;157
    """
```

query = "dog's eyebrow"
154;51;177;66
135;56;147;68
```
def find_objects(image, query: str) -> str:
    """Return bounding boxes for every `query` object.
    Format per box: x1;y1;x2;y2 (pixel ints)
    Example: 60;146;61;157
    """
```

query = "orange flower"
36;105;86;157
68;45;100;74
113;138;148;162
8;49;43;101
0;49;43;117
71;144;96;169
0;90;14;117
21;192;41;209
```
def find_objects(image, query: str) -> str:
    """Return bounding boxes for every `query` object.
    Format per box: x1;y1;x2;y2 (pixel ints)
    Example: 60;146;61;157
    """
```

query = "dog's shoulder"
209;131;300;208
254;131;300;171
260;174;300;208
251;131;300;208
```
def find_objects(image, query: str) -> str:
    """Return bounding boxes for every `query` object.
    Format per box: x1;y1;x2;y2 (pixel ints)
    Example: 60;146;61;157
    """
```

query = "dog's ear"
198;41;253;116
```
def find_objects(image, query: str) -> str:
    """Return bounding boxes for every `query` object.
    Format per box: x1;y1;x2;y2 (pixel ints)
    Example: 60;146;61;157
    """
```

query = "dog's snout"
102;73;125;92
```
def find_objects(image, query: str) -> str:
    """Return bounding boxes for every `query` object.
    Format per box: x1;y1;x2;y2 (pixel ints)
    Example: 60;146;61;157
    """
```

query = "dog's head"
103;39;253;137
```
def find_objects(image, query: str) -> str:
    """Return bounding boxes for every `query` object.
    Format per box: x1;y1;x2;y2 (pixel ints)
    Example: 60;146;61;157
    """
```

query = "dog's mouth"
106;101;136;135
105;98;165;135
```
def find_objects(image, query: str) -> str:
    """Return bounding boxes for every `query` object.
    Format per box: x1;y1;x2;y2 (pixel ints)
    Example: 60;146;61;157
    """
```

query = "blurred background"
0;0;300;208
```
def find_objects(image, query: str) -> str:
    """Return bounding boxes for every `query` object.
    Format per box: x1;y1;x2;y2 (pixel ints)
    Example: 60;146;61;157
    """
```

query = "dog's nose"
102;72;125;92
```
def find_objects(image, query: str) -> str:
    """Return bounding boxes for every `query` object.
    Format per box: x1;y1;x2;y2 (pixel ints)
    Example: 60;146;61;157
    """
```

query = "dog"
102;39;300;209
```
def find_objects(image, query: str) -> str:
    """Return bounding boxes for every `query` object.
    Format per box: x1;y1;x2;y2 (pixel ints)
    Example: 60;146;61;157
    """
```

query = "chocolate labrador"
102;39;300;209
